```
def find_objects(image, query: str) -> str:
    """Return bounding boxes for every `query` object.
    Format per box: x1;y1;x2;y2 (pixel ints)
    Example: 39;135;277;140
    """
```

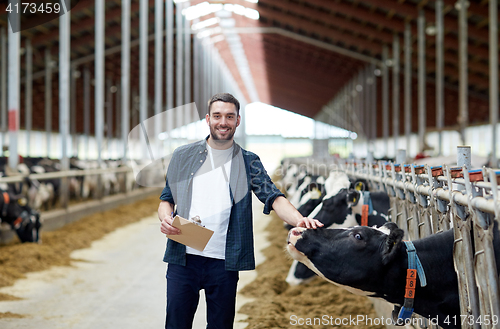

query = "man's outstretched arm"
272;196;323;229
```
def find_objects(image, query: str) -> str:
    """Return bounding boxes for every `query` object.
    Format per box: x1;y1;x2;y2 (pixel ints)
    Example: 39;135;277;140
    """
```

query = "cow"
286;223;472;329
285;172;390;285
0;188;41;243
295;178;325;217
289;174;325;209
279;163;299;194
281;165;308;198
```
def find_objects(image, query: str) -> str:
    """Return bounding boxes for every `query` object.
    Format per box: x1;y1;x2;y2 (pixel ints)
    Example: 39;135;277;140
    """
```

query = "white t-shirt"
186;143;233;259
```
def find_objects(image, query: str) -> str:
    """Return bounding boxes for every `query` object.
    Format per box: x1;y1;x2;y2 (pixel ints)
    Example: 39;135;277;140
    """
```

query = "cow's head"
314;189;353;227
0;191;42;243
286;222;404;295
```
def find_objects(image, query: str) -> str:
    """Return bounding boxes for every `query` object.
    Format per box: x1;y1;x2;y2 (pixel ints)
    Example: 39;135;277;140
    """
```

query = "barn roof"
0;0;495;139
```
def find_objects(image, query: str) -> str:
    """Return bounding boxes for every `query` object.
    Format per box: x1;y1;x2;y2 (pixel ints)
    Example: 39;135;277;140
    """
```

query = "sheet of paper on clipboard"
166;215;214;251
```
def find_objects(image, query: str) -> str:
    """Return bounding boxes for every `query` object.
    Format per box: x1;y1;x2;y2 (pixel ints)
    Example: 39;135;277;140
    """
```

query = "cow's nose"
291;228;303;236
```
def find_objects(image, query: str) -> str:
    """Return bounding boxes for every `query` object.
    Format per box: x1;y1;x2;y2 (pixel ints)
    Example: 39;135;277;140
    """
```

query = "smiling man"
158;93;323;329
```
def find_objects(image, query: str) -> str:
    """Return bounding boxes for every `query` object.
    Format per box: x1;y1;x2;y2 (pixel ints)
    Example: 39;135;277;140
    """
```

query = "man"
159;93;323;329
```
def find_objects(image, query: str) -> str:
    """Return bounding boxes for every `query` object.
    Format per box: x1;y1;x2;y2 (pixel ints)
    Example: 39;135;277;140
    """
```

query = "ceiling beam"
292;0;491;74
365;0;488;45
440;0;489;18
31;0;154;47
260;0;395;44
257;8;384;56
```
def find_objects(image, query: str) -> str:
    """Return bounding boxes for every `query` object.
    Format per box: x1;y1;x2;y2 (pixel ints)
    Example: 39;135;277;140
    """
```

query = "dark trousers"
166;254;239;329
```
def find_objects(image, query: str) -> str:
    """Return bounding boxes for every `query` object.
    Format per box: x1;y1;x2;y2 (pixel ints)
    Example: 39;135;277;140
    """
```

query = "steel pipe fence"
0;163;141;209
343;158;500;329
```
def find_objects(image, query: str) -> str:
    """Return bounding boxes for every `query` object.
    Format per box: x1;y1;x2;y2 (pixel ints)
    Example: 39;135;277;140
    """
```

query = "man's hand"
160;214;181;235
158;201;180;235
296;217;324;229
272;196;324;230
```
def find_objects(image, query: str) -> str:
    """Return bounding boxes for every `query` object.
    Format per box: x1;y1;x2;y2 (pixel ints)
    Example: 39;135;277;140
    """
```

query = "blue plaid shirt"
160;137;284;271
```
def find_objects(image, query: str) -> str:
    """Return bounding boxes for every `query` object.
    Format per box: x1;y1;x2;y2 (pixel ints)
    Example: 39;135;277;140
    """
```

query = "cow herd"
279;162;500;329
0;156;137;243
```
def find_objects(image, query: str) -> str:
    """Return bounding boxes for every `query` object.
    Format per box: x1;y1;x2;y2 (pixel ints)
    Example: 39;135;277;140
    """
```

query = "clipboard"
167;215;214;251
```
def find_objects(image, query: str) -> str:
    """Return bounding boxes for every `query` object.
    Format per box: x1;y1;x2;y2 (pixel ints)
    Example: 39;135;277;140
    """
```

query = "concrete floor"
0;195;270;329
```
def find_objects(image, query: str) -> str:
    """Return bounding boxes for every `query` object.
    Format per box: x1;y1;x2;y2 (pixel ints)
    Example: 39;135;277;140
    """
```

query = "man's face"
206;101;240;141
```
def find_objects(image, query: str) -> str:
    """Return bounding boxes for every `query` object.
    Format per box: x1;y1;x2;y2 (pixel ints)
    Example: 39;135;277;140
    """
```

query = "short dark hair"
207;93;240;115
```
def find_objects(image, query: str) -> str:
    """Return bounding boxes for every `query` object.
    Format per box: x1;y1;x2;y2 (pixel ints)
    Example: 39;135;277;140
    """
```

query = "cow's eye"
354;233;362;240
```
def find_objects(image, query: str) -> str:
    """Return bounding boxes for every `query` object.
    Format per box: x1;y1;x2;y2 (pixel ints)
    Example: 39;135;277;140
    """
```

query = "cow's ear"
381;223;404;265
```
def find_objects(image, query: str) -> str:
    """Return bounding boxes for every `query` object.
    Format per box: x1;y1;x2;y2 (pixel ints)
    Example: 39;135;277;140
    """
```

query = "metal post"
346;85;351;138
204;39;209;108
155;0;163;148
59;7;70;208
140;0;148;156
132;89;138;131
193;36;200;113
211;43;216;96
490;0;498;167
95;0;104;164
106;78;113;152
175;2;184;135
176;2;183;108
184;8;191;108
45;48;52;157
83;65;90;160
166;0;173;112
457;146;471;171
382;45;389;157
70;65;77;157
436;0;444;156
0;27;6;152
458;0;468;145
8;13;20;169
371;63;377;142
115;82;121;159
418;10;426;155
392;35;400;155
364;66;371;143
165;0;173;152
358;70;364;139
122;0;130;161
404;22;412;154
25;38;32;156
95;0;105;198
397;149;406;165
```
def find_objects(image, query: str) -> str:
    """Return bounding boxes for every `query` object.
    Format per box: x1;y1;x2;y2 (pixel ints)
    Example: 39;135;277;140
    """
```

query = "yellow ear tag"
17;198;27;207
310;188;321;200
355;182;363;191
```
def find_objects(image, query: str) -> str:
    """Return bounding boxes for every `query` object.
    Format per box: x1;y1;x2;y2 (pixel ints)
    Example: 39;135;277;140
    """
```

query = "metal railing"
343;149;500;329
0;165;137;210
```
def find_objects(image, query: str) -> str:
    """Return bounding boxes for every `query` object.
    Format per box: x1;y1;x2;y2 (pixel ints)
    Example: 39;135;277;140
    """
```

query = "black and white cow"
290;175;325;212
287;223;471;329
0;189;41;243
285;172;390;285
281;164;308;198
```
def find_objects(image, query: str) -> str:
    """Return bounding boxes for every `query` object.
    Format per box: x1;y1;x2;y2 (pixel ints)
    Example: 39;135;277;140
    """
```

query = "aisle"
0;194;271;329
0;215;167;329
